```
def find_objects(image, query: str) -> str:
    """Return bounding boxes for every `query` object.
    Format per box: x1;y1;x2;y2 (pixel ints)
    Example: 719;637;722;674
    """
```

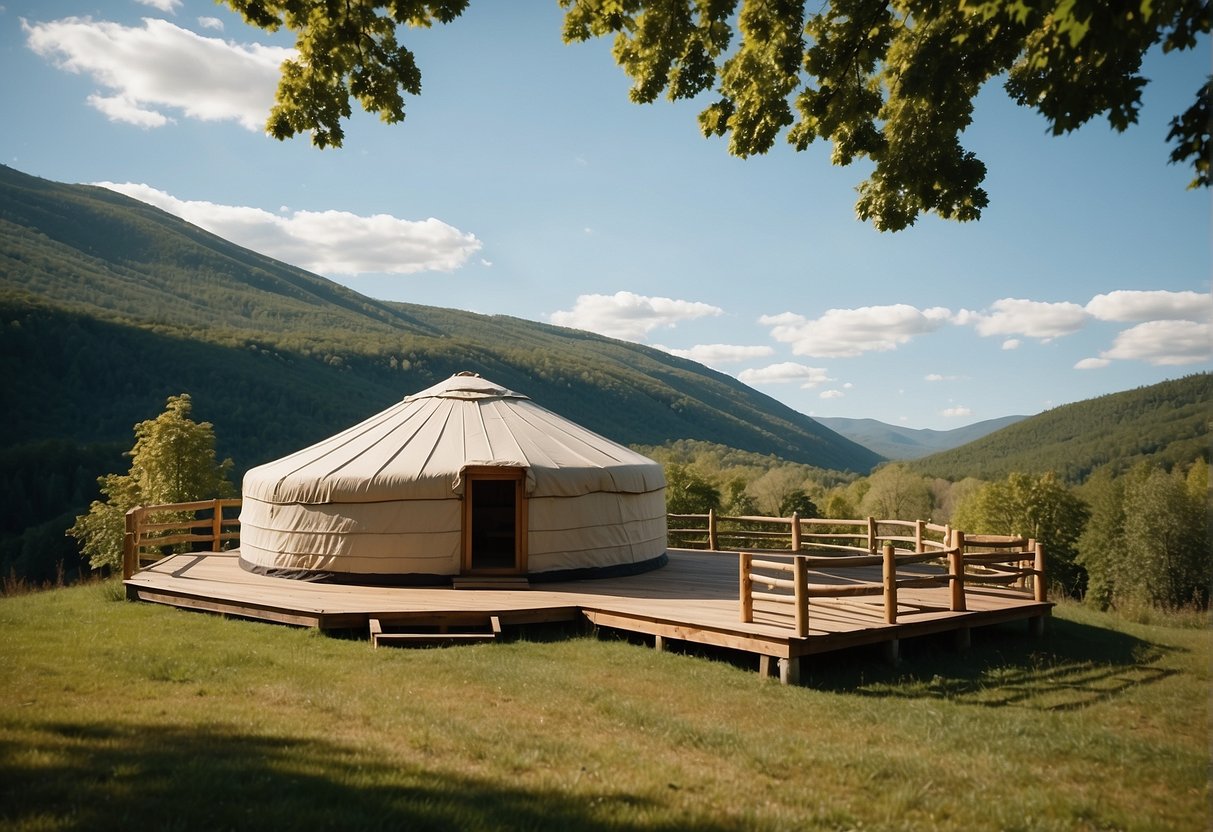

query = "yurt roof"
243;373;665;505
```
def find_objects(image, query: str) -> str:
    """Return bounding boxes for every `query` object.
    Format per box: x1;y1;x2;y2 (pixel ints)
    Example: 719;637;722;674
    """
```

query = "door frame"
461;466;528;575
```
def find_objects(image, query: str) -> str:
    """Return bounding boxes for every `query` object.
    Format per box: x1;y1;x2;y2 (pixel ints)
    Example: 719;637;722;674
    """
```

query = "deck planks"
126;548;1051;668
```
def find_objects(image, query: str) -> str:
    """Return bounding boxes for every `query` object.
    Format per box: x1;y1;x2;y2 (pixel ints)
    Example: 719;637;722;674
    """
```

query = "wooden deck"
125;547;1050;681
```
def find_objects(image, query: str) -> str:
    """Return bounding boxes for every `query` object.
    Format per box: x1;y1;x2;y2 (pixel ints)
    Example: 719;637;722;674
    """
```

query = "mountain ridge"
815;415;1029;460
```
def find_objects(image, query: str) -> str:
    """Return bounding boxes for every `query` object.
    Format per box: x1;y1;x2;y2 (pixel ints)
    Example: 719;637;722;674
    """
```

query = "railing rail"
123;498;242;579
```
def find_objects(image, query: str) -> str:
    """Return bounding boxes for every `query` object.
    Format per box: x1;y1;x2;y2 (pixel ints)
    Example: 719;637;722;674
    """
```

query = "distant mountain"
906;374;1211;483
814;415;1028;460
0;164;883;580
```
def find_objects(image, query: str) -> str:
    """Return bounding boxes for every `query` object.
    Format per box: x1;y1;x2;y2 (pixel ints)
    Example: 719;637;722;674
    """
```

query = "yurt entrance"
463;467;528;574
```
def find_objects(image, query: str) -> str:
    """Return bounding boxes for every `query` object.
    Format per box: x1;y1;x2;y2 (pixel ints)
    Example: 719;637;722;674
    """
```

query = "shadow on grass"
802;616;1179;711
0;720;726;832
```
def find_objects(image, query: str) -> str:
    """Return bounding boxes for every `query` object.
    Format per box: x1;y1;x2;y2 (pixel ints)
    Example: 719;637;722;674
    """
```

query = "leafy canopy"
67;395;235;572
223;0;1209;230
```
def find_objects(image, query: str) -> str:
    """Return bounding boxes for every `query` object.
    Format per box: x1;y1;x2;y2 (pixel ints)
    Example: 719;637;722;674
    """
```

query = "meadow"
1;582;1208;831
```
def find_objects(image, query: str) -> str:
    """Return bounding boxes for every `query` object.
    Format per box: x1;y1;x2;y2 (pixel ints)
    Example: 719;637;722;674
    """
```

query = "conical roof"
243;373;664;505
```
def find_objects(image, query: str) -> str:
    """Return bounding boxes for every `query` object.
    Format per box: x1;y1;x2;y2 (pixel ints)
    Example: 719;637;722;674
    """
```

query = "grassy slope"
1;584;1208;831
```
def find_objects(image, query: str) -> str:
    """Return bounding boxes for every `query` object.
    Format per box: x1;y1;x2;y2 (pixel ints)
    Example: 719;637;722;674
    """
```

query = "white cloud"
24;17;290;131
136;0;181;11
1001;339;1021;350
1098;320;1213;366
197;16;224;31
758;304;951;357
549;292;722;341
96;182;482;275
819;389;845;399
1075;357;1111;370
941;406;972;418
925;373;963;382
955;298;1088;341
661;344;774;366
1086;290;1211;323
738;362;833;388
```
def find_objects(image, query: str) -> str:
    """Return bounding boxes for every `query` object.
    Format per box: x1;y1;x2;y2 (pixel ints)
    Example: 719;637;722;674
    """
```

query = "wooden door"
462;467;527;574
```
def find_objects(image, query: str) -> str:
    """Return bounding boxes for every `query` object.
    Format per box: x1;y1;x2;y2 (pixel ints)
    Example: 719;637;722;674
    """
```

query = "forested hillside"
815;415;1028;459
908;374;1211;483
0;165;882;582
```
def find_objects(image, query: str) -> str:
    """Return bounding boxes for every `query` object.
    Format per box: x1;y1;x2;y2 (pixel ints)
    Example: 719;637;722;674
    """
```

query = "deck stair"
369;615;502;648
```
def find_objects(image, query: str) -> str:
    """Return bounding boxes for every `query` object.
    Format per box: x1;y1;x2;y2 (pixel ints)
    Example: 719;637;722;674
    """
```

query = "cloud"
549;292;722;341
1001;339;1021;350
197;16;224;31
1075;357;1111;370
758;304;951;357
940;406;972;418
1086;289;1211;323
738;362;833;388
136;0;181;11
661;344;774;366
97;182;482;275
1098;320;1213;366
925;373;964;382
24;17;289;131
819;389;845;399
955;298;1088;341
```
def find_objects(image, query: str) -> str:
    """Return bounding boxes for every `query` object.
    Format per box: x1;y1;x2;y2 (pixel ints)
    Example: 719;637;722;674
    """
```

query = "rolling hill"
814;415;1028;460
906;374;1211;483
0;164;883;581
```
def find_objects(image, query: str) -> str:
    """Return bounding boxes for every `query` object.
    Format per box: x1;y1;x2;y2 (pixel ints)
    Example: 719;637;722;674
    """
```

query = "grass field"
1;581;1208;831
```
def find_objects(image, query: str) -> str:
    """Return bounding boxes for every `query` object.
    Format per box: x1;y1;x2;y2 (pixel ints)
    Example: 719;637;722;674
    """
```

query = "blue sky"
3;1;1209;430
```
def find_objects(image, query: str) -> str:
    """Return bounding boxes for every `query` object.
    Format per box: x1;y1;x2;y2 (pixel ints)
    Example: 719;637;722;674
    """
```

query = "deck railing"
123;498;242;579
735;530;1046;636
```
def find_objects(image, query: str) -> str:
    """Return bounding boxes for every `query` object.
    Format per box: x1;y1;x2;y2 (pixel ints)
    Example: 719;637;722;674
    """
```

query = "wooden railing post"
949;530;967;612
122;507;140;579
1033;541;1047;603
867;516;877;554
790;512;801;552
882;542;897;624
739;552;753;623
211;498;223;552
793;556;808;637
708;509;719;551
915;519;925;553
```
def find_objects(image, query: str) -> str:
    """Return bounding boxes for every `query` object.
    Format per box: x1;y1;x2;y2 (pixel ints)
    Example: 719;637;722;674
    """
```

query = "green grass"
1;584;1208;831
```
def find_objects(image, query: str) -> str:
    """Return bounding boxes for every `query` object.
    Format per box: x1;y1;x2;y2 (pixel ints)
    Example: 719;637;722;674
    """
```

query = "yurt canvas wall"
238;374;667;583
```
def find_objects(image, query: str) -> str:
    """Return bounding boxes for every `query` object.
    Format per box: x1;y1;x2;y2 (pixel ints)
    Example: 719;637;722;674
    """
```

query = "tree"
1081;461;1210;610
68;395;235;572
223;0;1209;231
858;463;933;521
664;463;721;514
952;471;1090;595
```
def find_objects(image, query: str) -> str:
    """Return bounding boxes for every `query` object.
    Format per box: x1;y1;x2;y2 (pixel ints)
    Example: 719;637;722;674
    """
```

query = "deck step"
370;615;502;648
451;576;531;590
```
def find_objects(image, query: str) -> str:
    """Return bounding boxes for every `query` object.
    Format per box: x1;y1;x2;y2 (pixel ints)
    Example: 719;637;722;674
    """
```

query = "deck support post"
1029;616;1046;637
778;656;800;685
954;626;971;652
883;639;900;666
122;507;140;580
654;635;667;652
758;655;776;678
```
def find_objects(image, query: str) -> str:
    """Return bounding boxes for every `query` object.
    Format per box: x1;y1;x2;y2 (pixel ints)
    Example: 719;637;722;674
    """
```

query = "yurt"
238;373;668;583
